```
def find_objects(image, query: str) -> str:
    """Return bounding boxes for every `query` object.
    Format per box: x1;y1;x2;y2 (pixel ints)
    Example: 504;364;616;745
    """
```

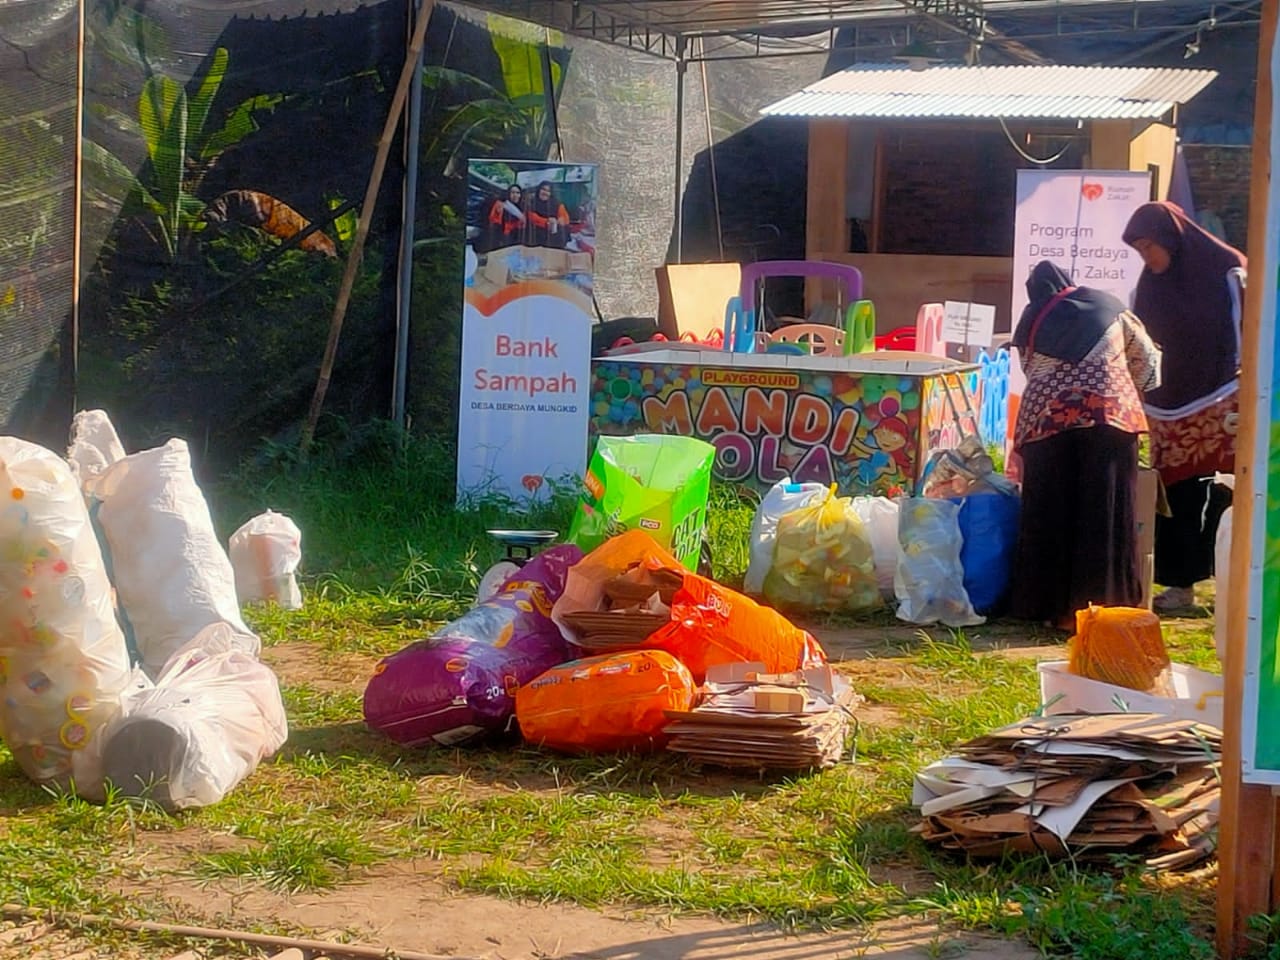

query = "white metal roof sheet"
761;64;1218;120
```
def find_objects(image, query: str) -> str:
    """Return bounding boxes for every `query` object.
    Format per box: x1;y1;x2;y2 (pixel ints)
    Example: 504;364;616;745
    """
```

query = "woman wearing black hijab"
526;181;570;248
1123;202;1247;612
1009;261;1162;630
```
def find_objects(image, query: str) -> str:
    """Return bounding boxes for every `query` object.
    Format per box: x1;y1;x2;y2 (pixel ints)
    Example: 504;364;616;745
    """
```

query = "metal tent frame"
389;0;1259;421
446;0;1259;262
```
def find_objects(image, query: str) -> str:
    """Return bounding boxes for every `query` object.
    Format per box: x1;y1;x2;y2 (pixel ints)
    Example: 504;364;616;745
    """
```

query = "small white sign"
941;301;996;346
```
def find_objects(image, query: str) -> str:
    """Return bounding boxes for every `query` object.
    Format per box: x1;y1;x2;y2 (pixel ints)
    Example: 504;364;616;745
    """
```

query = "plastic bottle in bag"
0;438;132;796
763;486;879;612
852;496;899;599
894;498;984;628
743;478;826;596
229;510;303;610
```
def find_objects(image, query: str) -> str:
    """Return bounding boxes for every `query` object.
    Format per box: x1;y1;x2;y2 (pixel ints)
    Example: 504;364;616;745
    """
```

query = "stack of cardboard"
914;713;1220;869
559;567;683;652
663;663;860;771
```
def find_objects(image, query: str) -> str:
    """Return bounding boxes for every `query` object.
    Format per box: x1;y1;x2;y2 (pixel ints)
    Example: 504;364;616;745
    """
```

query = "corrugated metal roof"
761;64;1218;120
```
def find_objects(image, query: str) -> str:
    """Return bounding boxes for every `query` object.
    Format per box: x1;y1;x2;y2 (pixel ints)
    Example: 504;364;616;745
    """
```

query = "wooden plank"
804;118;849;310
1217;1;1279;955
870;126;885;255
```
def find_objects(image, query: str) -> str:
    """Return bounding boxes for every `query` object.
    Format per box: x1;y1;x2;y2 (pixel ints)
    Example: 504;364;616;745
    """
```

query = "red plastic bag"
644;565;827;682
516;650;695;753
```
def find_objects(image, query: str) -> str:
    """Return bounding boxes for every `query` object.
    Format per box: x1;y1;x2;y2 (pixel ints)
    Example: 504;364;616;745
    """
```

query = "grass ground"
0;427;1260;958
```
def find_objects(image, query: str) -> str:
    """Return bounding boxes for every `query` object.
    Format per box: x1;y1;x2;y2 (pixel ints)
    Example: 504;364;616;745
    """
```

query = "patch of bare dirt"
261;642;379;693
117;862;1039;960
804;619;1065;664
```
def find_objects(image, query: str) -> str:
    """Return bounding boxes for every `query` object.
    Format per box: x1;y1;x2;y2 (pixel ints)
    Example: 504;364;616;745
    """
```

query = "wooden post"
870;127;885;255
1218;1;1278;955
804;119;850;310
300;0;436;454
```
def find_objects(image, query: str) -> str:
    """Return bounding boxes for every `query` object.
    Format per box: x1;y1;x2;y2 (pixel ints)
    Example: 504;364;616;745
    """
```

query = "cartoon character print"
851;394;913;489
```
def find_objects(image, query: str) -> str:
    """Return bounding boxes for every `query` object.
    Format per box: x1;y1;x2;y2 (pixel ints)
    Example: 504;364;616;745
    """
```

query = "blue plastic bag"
953;492;1020;615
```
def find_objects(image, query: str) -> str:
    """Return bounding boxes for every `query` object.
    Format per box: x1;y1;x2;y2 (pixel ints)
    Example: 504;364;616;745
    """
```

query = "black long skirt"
1010;425;1143;625
1155;476;1232;588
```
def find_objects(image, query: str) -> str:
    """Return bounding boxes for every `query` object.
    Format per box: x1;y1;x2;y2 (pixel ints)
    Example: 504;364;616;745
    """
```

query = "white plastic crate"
1038;660;1224;731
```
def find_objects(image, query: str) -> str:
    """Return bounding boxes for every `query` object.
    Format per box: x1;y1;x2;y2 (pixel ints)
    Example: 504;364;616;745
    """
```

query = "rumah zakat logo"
1081;182;1104;201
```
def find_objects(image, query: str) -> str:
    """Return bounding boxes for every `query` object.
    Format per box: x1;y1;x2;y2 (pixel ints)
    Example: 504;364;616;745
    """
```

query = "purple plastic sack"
363;545;582;747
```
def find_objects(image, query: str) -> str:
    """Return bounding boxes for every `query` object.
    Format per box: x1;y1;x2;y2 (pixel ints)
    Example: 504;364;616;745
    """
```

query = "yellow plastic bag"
763;485;879;612
1067;604;1173;696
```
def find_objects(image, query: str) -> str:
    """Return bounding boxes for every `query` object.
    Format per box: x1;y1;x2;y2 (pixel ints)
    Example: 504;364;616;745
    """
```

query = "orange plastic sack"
644;565;828;682
515;650;695;753
1067;604;1173;696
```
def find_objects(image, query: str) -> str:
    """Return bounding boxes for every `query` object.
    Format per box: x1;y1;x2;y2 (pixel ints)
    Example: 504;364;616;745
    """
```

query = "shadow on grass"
797;612;1069;663
279;719;825;801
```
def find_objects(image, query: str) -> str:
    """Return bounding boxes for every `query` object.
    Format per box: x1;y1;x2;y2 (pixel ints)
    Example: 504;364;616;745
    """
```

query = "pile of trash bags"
363;530;829;756
0;411;296;811
745;470;1020;628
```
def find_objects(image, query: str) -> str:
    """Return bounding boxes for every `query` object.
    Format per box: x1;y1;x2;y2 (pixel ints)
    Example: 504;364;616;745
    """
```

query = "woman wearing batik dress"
1009;261;1162;631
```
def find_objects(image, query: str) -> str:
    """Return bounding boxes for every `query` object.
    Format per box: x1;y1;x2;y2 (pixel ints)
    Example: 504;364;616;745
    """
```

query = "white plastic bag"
101;622;288;810
229;510;303;610
743;478;826;596
85;439;258;676
894;497;984;628
66;409;126;489
853;496;900;598
0;437;132;796
1214;472;1235;664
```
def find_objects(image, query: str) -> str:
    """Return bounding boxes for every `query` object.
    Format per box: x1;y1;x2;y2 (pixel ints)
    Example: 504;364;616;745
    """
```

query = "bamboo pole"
1217;1;1278;955
300;0;436;454
1;904;458;960
70;0;87;410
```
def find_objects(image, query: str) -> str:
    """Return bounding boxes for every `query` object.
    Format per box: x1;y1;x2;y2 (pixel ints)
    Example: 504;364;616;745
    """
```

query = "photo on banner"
456;160;597;506
1240;34;1280;784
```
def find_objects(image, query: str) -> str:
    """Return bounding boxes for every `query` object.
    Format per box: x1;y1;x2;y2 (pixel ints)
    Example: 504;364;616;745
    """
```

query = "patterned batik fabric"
1148;393;1238;486
1015;313;1159;451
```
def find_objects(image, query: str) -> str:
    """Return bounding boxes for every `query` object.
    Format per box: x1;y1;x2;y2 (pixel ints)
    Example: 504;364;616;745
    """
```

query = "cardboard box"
480;245;583;287
655;263;743;340
753;686;809;714
1038;660;1224;730
1136;468;1158;610
480;246;518;287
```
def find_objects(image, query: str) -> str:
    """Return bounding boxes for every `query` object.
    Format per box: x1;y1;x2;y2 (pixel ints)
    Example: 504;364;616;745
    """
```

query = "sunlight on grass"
195;820;381;894
0;423;1230;959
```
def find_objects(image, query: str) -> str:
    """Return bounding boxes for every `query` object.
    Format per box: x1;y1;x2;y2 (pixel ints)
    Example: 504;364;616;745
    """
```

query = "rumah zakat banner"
1007;170;1152;458
456;160;597;505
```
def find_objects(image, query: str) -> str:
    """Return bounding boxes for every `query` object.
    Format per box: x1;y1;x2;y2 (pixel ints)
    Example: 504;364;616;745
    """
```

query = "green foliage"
85;46;281;259
215;419;577;591
1014;872;1214;959
79;233;376;457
